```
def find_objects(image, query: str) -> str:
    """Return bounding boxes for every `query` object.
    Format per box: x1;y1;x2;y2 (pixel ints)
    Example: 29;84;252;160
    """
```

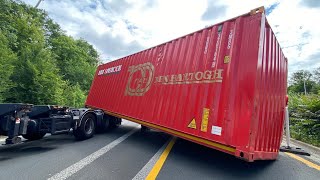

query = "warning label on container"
224;56;230;64
211;126;222;136
188;118;197;129
201;108;210;132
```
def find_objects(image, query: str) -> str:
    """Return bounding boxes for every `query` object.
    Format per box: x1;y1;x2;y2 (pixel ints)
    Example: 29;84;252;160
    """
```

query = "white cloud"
266;0;320;72
124;0;208;47
21;0;320;73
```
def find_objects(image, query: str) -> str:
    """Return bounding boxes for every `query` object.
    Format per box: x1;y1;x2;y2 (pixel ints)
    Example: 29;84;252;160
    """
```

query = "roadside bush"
288;93;320;147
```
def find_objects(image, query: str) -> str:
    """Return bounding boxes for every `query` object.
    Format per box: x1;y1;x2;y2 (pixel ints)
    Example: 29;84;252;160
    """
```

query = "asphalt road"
0;120;319;180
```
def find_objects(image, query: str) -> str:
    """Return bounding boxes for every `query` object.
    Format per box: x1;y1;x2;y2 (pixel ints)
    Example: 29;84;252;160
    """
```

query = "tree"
288;70;319;94
314;67;320;84
50;35;98;92
0;31;16;102
288;67;320;147
62;83;86;108
0;0;66;104
0;0;99;106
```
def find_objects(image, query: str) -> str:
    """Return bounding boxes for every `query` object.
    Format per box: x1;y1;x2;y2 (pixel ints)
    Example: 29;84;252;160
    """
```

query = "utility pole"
303;71;307;95
304;80;307;95
35;0;43;8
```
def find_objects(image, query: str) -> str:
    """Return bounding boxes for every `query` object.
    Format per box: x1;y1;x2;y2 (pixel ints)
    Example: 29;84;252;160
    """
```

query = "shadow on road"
159;138;278;179
0;125;135;162
0;135;71;162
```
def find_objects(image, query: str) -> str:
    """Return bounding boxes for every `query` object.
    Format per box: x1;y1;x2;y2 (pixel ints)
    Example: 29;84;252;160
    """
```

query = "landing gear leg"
141;125;150;133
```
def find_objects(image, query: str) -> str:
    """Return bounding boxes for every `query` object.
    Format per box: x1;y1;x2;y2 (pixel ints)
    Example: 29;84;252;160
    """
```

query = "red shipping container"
86;7;288;162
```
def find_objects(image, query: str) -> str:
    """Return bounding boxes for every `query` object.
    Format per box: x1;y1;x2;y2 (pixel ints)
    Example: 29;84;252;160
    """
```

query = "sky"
21;0;320;74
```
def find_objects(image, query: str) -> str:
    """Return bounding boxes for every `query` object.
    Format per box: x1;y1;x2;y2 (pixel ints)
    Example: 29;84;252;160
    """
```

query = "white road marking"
48;128;138;180
0;136;7;143
132;138;171;180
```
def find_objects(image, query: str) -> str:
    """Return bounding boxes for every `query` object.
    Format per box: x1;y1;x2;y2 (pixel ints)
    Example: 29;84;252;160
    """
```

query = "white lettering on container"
212;33;221;68
98;65;122;76
227;30;233;49
204;36;210;54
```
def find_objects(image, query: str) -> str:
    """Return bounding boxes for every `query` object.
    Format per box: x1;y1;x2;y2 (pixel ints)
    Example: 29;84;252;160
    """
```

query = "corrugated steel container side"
249;19;288;160
85;8;287;161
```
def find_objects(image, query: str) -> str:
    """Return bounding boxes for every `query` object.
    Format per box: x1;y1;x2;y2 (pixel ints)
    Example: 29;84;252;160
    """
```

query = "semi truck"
85;7;288;162
1;7;287;162
0;103;121;144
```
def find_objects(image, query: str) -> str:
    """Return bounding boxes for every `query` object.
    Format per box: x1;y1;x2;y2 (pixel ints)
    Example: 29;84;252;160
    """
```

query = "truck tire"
22;132;46;140
110;117;121;129
22;119;46;140
74;113;96;140
96;115;110;133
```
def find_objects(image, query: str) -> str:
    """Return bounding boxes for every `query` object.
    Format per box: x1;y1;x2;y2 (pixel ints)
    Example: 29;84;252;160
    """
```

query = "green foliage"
288;68;320;146
0;0;99;107
288;70;320;94
314;67;320;85
0;31;17;101
7;48;66;105
288;70;320;93
62;83;87;108
288;93;320;147
50;35;97;92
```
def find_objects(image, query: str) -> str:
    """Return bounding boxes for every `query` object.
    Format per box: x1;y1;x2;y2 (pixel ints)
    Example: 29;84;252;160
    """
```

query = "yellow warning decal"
224;56;230;64
188;118;197;129
201;108;210;132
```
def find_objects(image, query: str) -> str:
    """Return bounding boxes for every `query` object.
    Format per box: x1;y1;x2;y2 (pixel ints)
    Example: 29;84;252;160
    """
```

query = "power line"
35;0;44;8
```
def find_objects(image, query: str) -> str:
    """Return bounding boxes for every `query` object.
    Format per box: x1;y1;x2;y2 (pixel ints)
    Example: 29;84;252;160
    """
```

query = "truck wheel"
96;115;110;133
22;132;46;140
74;113;96;140
109;117;121;129
22;120;46;140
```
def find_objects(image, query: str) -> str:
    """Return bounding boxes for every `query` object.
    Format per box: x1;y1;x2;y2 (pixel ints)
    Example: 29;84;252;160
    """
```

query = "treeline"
288;68;320;147
0;0;99;107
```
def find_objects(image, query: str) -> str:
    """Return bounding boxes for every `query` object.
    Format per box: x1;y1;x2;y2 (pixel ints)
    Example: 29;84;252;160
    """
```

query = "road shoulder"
281;137;320;165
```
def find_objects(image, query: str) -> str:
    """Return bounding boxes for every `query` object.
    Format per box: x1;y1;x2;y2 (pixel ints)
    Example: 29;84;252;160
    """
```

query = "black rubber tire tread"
73;113;96;140
109;117;121;129
22;132;46;140
96;114;111;133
